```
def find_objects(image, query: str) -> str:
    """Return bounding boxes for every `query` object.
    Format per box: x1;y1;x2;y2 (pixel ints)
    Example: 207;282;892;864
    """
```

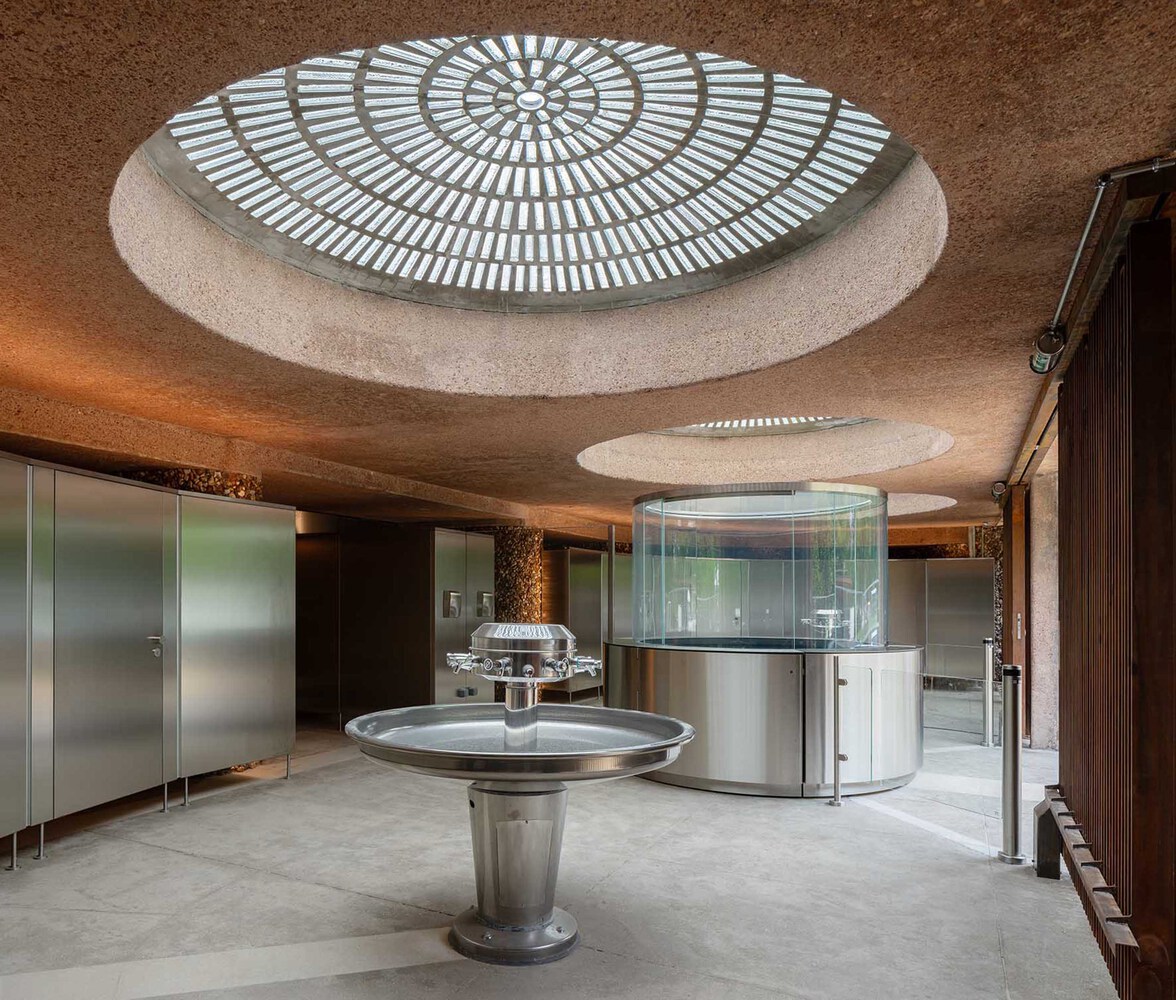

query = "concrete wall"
1029;472;1060;749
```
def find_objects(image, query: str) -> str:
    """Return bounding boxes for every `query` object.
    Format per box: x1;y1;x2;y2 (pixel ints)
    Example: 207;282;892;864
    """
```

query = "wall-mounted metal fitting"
991;481;1008;501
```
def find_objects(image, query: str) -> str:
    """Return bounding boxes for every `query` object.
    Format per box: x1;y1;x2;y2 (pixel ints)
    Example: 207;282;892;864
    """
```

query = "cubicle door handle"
147;635;163;658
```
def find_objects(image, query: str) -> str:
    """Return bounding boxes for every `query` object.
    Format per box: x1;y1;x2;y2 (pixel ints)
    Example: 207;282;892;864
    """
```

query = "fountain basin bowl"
346;703;694;783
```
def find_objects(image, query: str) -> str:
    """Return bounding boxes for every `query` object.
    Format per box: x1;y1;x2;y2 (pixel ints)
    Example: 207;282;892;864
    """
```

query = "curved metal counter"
604;642;923;797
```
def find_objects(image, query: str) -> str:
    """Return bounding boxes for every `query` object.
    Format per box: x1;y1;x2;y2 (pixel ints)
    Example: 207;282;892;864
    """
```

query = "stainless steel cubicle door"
0;459;29;838
53;473;171;817
179;496;295;776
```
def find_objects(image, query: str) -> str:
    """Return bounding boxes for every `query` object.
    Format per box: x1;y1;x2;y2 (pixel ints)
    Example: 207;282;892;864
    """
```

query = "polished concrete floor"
0;726;1115;1000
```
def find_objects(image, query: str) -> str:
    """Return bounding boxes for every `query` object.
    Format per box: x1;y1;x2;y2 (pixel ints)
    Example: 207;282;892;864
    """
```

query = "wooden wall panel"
1058;218;1176;999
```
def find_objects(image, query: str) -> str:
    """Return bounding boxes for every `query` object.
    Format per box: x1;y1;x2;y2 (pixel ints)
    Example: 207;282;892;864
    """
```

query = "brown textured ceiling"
1;1;1174;532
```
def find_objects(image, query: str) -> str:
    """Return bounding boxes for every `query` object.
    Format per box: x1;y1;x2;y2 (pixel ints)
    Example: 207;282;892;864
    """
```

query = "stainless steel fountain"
346;623;695;966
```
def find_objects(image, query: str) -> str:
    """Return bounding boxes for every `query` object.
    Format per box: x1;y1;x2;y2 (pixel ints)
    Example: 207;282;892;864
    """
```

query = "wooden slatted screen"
1057;217;1176;999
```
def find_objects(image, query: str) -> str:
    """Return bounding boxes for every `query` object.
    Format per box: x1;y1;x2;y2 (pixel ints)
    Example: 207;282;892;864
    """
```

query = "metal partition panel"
53;473;169;817
925;558;995;678
886;558;927;647
179;496;295;776
463;532;495;704
567;550;603;659
28;465;54;824
434;528;470;704
605;643;804;795
0;459;29;838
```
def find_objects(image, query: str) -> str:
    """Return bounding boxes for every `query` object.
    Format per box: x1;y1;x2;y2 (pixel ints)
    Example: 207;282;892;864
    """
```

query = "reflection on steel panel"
179;496;295;776
0;459;29;838
606;642;922;797
53;473;169;818
29;465;54;824
463;532;495;703
434;529;472;705
607;644;804;795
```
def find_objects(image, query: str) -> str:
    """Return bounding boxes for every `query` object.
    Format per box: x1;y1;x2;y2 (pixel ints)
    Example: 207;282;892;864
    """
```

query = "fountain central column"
503;681;539;751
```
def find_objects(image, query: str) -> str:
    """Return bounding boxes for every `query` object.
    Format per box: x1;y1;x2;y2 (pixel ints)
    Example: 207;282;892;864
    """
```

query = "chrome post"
34;824;45;861
998;665;1029;864
285;754;291;780
982;638;995;748
607;525;616;644
183;777;190;807
504;683;540;752
161;780;169;813
4;832;17;871
828;656;848;807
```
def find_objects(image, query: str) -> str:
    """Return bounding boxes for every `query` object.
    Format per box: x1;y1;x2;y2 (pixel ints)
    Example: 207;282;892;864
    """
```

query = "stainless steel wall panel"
886;559;927;647
162;498;179;781
606;642;922;797
28;465;54;824
925;558;995;678
178;496;295;776
567;550;603;659
463;532;495;704
53;473;168;818
747;560;785;637
434;528;471;705
0;458;29;838
606;643;804;795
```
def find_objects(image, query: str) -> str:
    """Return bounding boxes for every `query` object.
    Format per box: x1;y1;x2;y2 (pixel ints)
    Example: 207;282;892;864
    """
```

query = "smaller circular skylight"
656;416;872;437
142;34;914;313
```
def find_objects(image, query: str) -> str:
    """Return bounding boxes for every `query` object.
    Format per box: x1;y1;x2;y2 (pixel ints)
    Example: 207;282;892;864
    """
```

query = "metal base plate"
997;851;1031;866
449;906;580;965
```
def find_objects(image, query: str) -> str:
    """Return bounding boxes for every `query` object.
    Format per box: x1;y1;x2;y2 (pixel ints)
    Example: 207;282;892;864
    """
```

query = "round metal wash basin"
347;702;693;782
347;699;694;966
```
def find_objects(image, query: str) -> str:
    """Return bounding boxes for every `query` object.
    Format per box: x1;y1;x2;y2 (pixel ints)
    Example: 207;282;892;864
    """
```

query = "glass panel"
632;487;887;650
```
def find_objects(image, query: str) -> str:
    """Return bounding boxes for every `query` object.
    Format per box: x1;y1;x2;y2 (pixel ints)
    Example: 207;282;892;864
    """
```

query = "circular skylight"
143;35;914;313
656;416;872;437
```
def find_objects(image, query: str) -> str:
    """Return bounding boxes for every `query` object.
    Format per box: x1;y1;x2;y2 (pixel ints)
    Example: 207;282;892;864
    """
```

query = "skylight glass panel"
144;34;912;312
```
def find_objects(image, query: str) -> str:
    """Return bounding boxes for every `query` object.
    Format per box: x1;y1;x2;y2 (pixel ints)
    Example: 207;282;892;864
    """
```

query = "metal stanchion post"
828;657;849;807
982;638;995;748
998;664;1029;864
5;832;18;871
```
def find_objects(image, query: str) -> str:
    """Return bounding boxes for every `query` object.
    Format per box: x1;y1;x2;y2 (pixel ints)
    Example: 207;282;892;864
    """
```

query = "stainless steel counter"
604;642;923;797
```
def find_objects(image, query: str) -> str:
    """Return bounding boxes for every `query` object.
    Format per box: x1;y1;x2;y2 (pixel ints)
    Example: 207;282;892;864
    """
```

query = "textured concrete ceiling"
2;2;1174;533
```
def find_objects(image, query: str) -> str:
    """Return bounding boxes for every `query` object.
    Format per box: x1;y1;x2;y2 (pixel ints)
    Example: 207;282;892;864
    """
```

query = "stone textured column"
129;466;263;500
974;523;1003;668
1029;472;1060;749
493;526;544;623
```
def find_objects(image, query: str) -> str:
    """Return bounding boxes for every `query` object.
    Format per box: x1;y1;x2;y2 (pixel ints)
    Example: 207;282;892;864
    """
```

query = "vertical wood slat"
1058;218;1176;1000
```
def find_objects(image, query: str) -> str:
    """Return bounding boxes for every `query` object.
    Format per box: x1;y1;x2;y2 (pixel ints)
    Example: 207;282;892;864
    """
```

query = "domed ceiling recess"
142;34;916;313
577;415;955;484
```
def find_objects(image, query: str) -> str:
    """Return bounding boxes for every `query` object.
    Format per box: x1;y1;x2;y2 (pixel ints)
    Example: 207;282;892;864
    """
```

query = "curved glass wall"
633;484;888;649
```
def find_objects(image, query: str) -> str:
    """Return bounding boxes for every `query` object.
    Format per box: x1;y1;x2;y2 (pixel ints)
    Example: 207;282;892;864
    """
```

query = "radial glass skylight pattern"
143;35;914;312
657;416;872;437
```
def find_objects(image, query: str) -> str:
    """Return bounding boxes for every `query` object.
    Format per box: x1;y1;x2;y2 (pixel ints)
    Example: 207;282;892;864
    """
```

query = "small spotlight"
991;481;1008;502
1030;325;1066;375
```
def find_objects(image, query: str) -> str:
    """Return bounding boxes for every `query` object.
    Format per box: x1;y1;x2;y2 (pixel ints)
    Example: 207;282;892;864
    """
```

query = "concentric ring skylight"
143;35;914;312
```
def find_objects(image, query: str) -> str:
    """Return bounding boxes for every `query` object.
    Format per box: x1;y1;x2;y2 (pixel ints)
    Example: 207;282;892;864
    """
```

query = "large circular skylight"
143;35;914;313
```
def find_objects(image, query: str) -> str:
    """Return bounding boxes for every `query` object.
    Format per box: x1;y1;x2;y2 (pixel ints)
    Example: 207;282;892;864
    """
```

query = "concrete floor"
0;727;1115;1000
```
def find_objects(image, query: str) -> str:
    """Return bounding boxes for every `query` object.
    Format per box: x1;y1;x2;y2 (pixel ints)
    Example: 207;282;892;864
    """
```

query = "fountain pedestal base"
455;781;579;965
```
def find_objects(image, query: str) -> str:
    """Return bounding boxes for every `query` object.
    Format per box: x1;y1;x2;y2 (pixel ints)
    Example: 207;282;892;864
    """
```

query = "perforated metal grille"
144;35;913;312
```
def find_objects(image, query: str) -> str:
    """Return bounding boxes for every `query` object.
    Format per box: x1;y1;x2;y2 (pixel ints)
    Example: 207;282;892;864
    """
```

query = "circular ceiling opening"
141;34;915;313
656;416;872;437
577;416;953;483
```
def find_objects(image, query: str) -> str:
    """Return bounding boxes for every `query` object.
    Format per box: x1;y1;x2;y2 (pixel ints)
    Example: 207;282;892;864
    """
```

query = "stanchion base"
449;906;580;965
997;851;1030;866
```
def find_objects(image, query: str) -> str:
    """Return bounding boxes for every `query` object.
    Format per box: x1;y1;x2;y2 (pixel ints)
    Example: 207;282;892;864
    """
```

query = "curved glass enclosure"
633;484;888;650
